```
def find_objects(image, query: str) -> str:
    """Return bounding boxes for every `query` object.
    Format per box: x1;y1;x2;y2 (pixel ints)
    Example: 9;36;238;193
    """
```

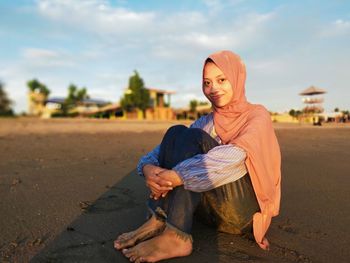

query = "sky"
1;0;350;113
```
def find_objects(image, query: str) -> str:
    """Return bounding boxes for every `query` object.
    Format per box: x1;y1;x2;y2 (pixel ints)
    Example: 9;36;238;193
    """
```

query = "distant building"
84;87;176;120
43;97;109;118
174;104;212;120
28;90;47;116
270;112;299;123
27;87;176;120
144;88;175;120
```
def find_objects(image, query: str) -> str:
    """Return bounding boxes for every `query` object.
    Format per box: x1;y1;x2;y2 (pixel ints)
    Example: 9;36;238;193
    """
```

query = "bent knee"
164;125;188;137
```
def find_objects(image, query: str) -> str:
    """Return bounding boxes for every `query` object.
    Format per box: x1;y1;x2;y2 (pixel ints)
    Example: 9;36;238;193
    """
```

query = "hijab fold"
205;50;281;250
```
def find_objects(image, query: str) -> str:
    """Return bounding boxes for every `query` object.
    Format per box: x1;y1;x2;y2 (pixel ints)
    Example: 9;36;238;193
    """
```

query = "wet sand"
0;118;349;262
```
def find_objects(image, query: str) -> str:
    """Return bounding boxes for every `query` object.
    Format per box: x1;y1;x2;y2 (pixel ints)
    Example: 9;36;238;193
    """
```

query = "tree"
0;81;14;116
289;109;302;118
27;79;50;97
120;71;150;118
65;84;89;105
62;84;90;114
189;99;198;113
334;107;339;112
189;100;209;112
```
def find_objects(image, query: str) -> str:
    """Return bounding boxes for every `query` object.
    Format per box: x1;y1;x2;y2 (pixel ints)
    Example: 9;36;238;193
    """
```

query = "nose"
210;84;220;93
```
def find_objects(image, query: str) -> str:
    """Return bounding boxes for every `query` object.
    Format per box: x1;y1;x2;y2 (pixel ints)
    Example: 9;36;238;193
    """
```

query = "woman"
114;50;281;263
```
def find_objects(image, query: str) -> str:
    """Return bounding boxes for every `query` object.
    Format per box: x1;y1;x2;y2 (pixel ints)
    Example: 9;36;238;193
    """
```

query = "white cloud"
320;19;350;37
2;1;278;113
21;48;77;68
3;1;349;114
333;19;350;31
22;48;59;59
202;0;246;13
35;0;275;53
37;0;155;35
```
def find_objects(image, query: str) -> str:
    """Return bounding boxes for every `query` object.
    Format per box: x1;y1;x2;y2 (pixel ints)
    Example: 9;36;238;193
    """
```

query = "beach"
0;118;349;263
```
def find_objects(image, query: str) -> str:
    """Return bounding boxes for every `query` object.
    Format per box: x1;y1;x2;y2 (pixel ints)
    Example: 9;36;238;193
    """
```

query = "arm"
170;144;247;192
137;145;161;177
137;145;173;199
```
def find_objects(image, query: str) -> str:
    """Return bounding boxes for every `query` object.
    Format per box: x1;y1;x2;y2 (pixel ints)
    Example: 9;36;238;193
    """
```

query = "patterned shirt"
137;113;247;192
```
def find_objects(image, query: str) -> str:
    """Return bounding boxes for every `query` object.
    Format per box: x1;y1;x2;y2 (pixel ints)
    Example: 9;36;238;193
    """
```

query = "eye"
203;80;211;87
217;78;226;84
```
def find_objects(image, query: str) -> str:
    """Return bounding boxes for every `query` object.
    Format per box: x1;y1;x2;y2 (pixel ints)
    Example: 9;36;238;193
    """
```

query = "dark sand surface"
0;118;349;263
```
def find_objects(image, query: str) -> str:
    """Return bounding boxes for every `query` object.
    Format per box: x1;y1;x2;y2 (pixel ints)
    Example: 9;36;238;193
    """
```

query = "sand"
0;118;349;263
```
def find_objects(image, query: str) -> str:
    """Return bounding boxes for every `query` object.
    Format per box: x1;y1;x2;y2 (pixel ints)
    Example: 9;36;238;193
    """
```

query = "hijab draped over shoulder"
204;50;281;250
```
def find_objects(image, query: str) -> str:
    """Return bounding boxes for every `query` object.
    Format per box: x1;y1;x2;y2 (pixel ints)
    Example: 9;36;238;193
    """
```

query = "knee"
164;125;188;138
182;128;207;143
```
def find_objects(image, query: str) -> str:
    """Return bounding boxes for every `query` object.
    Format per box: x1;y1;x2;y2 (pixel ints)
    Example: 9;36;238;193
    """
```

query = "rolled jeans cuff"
147;205;193;243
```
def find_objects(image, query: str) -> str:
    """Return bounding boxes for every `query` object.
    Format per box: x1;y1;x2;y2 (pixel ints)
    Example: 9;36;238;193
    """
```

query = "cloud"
202;0;246;13
3;1;349;114
320;19;350;37
36;0;155;35
21;48;77;68
3;1;277;113
22;48;59;59
35;0;275;53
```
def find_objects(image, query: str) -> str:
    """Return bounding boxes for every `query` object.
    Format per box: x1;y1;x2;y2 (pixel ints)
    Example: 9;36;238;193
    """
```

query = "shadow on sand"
31;170;275;263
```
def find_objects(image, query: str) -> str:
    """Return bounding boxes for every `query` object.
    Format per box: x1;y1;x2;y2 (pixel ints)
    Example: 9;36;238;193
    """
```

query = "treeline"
0;81;14;117
27;78;90;116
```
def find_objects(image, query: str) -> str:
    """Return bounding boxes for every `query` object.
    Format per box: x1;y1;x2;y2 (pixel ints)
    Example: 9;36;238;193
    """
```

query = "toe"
114;240;124;250
116;238;134;250
114;242;124;250
122;248;130;257
117;233;128;242
123;248;136;258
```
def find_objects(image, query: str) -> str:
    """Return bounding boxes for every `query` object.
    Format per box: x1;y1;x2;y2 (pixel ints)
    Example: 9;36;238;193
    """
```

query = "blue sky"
1;0;350;113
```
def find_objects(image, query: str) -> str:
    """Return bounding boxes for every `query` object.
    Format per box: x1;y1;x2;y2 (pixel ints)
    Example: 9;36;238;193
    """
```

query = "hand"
143;165;173;199
143;164;166;178
158;169;183;188
153;169;183;199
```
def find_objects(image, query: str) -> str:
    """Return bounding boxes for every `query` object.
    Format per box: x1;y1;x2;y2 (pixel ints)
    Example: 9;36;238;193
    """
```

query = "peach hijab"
204;50;281;250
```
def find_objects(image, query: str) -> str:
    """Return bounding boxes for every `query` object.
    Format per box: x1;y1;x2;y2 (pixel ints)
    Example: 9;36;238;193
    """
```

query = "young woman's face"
203;62;233;108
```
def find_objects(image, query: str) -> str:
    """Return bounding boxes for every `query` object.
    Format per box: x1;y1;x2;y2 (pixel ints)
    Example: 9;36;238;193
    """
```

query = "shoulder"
243;104;273;133
248;104;271;121
190;112;214;129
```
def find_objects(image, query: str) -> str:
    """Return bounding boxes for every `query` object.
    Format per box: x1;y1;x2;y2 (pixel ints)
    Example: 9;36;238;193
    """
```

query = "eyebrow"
203;74;225;80
215;74;225;78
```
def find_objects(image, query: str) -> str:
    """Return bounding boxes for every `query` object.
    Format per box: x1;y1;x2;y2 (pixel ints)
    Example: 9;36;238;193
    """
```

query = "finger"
148;185;163;197
148;174;169;184
152;193;161;200
153;176;173;187
156;174;174;186
155;168;166;174
148;173;172;186
148;181;172;191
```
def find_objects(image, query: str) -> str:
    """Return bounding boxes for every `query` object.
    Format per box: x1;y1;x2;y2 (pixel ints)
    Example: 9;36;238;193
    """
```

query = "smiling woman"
202;59;234;108
114;50;281;262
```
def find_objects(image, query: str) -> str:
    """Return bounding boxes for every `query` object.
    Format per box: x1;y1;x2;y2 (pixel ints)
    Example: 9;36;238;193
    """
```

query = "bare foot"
122;227;193;262
114;216;165;250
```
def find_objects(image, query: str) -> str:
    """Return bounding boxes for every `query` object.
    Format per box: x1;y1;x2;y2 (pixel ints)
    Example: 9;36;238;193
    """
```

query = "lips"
211;94;222;101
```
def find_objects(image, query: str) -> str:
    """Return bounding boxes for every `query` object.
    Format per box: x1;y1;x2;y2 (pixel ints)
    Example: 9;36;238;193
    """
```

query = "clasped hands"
143;164;183;200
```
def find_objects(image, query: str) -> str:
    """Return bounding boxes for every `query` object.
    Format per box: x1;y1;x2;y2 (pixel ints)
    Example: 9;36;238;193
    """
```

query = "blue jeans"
147;125;259;240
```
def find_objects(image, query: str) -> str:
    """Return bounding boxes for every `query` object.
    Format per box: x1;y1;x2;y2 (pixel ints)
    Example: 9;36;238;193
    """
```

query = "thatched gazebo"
299;86;327;125
299;86;327;113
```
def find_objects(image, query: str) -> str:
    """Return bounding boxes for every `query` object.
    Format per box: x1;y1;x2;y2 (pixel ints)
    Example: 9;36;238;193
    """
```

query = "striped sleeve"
137;145;160;177
172;144;247;192
189;113;213;133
